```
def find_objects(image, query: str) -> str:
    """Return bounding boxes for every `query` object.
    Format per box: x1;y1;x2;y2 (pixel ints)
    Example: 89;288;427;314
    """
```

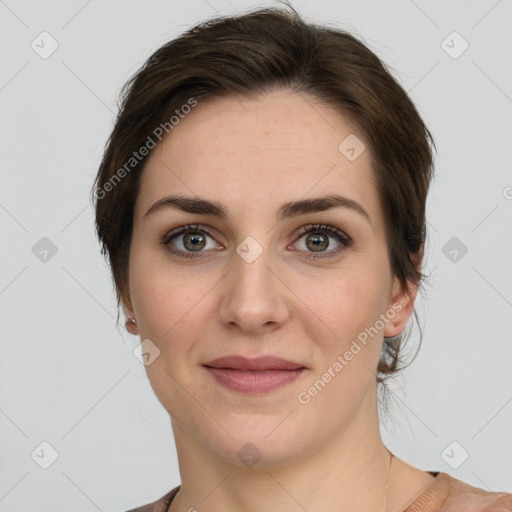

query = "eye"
161;223;352;260
162;224;221;259
292;223;352;260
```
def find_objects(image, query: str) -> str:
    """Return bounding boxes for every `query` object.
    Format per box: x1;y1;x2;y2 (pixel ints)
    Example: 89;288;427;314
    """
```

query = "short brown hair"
91;4;436;391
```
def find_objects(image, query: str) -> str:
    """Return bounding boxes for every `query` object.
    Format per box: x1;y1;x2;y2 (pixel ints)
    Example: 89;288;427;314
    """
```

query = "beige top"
125;471;512;511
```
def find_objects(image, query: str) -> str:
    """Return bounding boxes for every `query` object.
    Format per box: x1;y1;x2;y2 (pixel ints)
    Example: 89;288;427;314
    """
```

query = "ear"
383;276;418;338
383;251;422;338
121;292;139;335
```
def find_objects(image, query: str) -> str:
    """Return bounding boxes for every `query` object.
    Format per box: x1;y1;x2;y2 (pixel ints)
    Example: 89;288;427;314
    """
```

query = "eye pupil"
184;233;206;251
306;233;328;252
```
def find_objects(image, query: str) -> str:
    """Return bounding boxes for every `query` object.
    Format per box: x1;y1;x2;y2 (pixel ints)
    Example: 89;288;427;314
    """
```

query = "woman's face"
125;90;415;466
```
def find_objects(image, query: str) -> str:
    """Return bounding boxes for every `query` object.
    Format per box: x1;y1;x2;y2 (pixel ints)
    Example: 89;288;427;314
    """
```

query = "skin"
122;89;435;511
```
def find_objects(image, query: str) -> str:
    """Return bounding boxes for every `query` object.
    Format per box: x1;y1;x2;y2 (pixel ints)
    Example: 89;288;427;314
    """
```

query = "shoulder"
123;486;180;512
406;472;512;512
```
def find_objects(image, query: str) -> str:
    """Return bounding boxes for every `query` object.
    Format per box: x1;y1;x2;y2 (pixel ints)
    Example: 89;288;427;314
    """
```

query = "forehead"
135;90;380;223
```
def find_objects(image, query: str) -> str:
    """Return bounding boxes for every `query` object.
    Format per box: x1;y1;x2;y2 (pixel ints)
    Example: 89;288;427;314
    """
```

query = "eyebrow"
143;194;371;224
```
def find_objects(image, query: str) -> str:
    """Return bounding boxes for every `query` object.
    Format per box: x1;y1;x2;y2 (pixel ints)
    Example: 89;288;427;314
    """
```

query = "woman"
91;5;512;512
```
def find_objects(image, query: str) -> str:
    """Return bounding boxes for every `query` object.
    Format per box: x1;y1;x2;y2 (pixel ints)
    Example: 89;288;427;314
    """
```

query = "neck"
169;386;394;512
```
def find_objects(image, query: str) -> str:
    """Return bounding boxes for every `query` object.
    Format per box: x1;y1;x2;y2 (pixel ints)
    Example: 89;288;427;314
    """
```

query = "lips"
202;355;307;394
203;355;305;371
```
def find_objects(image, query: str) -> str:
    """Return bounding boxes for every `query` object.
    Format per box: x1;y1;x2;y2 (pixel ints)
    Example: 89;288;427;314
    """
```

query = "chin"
211;436;301;469
197;415;310;469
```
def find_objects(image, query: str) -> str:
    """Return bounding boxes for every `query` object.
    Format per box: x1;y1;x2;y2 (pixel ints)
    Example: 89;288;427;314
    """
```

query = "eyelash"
161;223;352;260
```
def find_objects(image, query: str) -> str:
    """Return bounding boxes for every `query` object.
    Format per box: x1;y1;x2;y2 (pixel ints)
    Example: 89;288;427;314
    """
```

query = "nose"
217;242;291;335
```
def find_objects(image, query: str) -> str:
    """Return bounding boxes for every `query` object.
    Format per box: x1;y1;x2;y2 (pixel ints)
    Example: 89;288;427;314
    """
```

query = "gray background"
1;0;511;510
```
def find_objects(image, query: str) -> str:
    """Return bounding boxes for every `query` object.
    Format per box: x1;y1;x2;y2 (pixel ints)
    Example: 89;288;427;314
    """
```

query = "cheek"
133;275;197;338
129;250;216;349
303;269;387;337
129;248;171;327
129;258;211;416
299;269;390;386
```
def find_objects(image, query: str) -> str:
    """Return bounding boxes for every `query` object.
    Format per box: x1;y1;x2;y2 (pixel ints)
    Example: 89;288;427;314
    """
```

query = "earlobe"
125;317;138;335
121;294;138;335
